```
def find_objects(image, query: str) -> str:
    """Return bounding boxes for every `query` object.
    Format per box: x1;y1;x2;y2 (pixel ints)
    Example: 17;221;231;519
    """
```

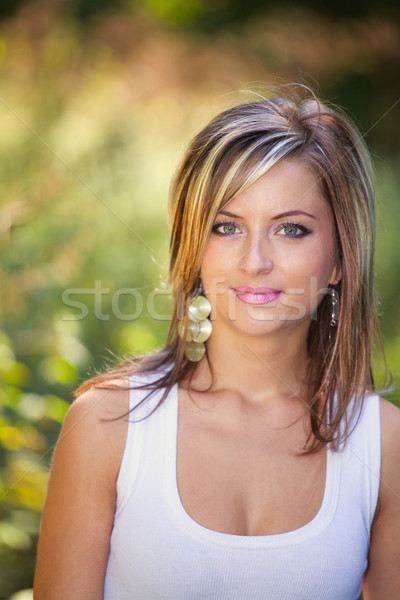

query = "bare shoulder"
61;378;131;476
70;376;131;419
378;397;400;508
361;398;400;596
379;397;400;450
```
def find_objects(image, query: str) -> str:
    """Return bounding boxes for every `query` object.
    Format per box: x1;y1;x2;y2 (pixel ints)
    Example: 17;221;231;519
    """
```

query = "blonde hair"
76;88;384;450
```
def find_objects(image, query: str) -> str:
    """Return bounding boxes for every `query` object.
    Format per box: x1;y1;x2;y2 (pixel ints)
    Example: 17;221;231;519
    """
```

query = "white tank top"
104;375;381;600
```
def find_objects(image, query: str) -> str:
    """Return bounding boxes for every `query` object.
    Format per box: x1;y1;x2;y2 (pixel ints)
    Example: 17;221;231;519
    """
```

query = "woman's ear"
329;262;342;286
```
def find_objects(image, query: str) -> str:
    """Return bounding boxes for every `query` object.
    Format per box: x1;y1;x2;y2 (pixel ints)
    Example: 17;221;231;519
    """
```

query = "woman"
34;90;400;599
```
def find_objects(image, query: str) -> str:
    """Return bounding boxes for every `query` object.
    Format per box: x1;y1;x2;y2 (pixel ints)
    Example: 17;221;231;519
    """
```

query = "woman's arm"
33;383;129;600
362;398;400;599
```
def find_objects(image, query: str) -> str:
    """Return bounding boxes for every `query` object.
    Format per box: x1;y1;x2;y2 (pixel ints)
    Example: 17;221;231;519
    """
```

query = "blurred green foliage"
0;1;399;597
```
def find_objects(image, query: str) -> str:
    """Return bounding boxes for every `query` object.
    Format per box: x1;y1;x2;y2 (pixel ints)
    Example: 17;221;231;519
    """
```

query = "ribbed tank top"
104;375;381;599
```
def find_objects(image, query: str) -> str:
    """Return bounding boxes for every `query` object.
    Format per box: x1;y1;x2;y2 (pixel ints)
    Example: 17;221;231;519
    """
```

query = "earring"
184;292;212;362
330;289;339;327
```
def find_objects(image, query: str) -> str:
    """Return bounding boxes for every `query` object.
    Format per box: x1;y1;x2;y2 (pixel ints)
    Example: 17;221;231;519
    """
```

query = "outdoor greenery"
0;1;399;597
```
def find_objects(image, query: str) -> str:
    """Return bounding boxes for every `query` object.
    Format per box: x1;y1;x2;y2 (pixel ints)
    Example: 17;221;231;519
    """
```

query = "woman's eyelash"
211;220;239;236
212;220;311;238
277;221;311;238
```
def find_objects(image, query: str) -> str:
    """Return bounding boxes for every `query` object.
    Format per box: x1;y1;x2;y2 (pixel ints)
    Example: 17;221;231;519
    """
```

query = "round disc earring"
184;294;212;362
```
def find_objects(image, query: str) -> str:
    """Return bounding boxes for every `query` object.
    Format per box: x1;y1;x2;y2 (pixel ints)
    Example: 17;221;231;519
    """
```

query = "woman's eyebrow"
217;209;242;219
218;209;317;220
272;210;317;220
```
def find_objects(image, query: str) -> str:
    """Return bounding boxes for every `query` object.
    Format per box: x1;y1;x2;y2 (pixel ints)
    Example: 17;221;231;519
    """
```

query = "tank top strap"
114;373;170;517
341;393;381;529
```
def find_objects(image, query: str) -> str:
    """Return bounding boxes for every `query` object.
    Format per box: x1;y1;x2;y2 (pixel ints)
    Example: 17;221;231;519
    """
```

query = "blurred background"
0;0;399;596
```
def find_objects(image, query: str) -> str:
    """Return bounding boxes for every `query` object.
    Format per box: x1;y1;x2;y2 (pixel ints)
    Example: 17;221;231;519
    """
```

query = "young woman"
34;90;400;599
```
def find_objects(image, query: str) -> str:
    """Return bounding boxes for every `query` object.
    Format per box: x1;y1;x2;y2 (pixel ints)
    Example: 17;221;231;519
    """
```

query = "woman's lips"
232;287;282;305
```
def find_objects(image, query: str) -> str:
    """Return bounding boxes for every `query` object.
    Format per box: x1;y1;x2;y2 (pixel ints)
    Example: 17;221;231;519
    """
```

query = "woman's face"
200;158;341;340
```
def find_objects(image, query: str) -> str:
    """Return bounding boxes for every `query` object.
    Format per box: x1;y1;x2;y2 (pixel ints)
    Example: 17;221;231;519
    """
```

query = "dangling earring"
183;286;212;362
330;289;339;328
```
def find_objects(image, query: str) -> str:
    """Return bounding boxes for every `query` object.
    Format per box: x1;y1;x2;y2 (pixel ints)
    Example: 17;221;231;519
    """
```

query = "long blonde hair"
75;88;383;450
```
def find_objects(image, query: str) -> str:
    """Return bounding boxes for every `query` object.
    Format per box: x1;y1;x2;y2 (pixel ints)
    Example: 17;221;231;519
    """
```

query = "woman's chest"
176;396;327;537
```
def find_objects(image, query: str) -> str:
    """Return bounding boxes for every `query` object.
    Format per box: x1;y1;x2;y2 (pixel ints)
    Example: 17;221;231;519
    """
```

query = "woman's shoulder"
68;365;171;430
379;396;400;444
379;396;400;452
378;397;400;509
58;378;131;479
70;377;131;422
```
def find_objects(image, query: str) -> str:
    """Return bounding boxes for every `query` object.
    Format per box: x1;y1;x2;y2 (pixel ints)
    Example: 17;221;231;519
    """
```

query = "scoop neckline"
163;383;341;549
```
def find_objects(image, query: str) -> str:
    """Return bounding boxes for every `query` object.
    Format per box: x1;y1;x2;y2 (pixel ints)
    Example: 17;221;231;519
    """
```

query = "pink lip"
232;287;282;305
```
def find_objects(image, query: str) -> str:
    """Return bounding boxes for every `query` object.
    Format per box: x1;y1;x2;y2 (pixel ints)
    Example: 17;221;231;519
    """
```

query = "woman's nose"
239;234;273;276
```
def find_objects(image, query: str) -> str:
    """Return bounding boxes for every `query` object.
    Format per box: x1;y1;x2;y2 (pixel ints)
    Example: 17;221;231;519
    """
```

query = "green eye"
278;222;310;238
283;225;299;236
212;221;239;236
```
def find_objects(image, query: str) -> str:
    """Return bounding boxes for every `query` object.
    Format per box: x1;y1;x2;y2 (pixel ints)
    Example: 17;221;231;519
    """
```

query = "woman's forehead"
216;159;331;218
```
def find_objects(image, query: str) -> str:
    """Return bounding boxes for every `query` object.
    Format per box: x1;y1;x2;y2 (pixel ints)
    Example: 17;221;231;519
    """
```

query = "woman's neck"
191;323;311;408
